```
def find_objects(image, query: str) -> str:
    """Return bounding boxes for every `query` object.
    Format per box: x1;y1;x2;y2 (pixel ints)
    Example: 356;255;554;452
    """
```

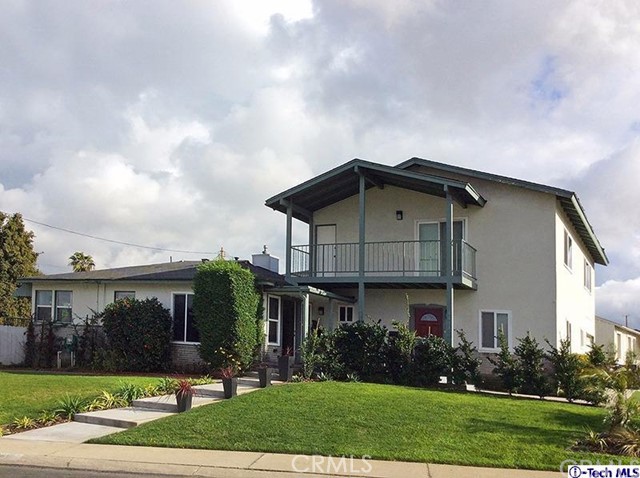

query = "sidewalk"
0;439;563;477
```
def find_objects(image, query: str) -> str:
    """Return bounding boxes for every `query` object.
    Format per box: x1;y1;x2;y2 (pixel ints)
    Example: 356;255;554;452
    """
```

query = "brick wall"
171;343;206;372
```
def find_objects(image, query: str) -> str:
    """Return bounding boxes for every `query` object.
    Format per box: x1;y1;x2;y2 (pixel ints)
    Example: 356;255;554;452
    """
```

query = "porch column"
301;292;310;339
285;201;293;279
357;170;366;321
444;186;454;345
308;215;315;275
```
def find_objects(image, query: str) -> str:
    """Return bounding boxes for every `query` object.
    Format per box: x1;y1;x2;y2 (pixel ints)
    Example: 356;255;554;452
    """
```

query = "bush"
331;321;388;380
514;333;550;397
413;335;451;386
193;260;260;371
449;330;482;386
101;297;172;372
387;321;416;385
546;338;584;402
489;331;520;394
301;327;323;379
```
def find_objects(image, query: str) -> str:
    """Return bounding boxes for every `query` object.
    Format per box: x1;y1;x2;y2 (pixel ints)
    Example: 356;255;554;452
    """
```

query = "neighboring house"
265;157;608;360
18;250;346;368
595;316;640;364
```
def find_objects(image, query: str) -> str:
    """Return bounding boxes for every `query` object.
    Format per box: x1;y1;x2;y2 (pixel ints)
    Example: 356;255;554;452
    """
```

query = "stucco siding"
311;171;559;349
555;204;596;353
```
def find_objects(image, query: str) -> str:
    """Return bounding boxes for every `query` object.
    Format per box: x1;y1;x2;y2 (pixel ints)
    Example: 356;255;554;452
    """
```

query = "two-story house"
265;157;608;357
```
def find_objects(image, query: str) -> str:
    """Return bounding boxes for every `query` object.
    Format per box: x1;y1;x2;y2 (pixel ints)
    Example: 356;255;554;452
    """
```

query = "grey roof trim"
265;158;486;221
267;285;356;302
399;157;608;266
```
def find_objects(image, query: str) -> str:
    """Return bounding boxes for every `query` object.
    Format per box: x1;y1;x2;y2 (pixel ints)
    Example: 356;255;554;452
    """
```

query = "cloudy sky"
1;1;639;325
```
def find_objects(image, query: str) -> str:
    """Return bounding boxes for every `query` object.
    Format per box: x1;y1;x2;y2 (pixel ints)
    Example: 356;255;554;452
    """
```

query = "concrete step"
132;394;219;412
1;421;125;443
74;407;175;429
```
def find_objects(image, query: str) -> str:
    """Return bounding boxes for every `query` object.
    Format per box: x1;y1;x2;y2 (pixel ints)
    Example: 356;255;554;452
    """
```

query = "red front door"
414;307;444;337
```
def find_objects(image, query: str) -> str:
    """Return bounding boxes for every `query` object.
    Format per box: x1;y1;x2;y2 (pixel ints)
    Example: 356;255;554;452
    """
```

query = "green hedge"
193;260;260;371
101;297;172;372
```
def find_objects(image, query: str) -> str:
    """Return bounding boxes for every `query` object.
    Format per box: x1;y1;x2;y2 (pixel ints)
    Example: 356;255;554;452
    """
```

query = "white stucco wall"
311;170;574;351
595;317;640;364
29;280;194;322
555;204;596;353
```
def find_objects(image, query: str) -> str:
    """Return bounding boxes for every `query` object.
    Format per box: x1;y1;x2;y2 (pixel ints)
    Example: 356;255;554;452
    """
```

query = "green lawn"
93;381;623;470
0;371;156;424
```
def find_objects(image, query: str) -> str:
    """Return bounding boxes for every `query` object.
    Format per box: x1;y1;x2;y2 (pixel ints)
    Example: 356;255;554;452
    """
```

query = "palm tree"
68;251;95;272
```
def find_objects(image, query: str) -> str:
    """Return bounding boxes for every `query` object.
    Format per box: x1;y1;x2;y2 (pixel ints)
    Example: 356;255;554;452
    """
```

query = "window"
418;220;465;275
54;291;73;323
114;291;135;301
586;333;594;345
479;310;510;351
338;305;355;324
35;290;52;321
172;293;198;343
267;296;281;345
584;260;592;292
564;230;573;270
616;332;623;361
566;320;572;351
628;336;636;356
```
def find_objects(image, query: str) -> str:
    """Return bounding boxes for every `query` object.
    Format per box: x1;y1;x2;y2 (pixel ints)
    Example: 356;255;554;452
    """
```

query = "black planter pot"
278;355;293;382
176;393;193;413
222;377;238;399
258;367;272;388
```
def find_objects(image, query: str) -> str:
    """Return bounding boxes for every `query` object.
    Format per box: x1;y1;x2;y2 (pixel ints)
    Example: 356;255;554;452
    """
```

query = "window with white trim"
267;296;281;345
172;293;198;343
35;290;53;321
54;291;73;323
583;260;592;292
566;320;572;351
616;332;623;361
114;291;135;301
480;310;510;351
338;305;355;324
564;230;573;270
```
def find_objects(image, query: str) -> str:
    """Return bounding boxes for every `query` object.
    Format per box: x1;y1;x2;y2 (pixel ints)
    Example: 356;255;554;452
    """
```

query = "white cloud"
597;278;640;329
0;0;639;321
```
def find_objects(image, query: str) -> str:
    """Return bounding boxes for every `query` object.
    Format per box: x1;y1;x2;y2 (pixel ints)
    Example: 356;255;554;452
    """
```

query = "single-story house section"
18;249;354;370
595;315;640;364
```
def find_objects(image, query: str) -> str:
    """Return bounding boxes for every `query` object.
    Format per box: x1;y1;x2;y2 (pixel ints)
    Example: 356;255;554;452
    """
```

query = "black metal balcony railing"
291;240;477;280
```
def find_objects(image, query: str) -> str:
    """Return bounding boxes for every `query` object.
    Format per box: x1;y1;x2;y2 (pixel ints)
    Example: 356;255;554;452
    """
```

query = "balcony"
290;240;477;290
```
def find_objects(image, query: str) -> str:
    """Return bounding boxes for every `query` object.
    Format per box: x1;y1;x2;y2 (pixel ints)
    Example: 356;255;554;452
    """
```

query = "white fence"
0;325;27;365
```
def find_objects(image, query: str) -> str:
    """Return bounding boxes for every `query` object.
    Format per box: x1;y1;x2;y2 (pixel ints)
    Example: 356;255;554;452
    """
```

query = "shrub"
514;333;550;397
72;313;107;369
489;331;520;394
194;260;260;371
331;321;388;380
23;318;36;367
587;343;616;369
101;297;172;372
449;330;482;386
301;327;323;379
387;321;416;385
413;335;451;386
546;338;584;402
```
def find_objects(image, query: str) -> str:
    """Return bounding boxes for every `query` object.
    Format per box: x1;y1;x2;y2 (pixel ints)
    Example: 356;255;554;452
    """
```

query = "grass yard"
93;381;624;470
0;371;156;424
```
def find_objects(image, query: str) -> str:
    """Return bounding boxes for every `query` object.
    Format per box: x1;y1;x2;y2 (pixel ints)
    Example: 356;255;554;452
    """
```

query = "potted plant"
175;379;194;413
278;347;294;382
220;366;238;399
257;354;272;388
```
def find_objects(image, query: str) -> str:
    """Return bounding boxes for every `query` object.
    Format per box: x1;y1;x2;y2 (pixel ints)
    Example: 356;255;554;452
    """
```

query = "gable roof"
21;260;288;286
265;158;486;222
596;316;640;336
398;157;608;266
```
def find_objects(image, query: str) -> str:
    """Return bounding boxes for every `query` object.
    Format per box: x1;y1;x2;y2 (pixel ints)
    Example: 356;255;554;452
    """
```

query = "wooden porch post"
444;186;454;346
285;201;293;280
357;170;366;321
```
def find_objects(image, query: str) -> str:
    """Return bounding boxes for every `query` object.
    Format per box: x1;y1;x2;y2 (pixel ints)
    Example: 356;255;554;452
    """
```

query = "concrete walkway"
0;440;564;477
3;374;276;443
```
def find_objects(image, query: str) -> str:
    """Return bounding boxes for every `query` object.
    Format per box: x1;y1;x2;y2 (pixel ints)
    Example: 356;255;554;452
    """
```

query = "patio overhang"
265;158;486;223
264;285;356;303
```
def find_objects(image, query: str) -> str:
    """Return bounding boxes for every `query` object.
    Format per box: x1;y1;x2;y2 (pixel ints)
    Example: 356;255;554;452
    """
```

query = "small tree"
546;338;583;402
331;320;388;380
450;330;482;386
387;320;416;385
193;260;260;371
413;335;452;386
101;297;172;372
489;331;520;394
514;333;550;398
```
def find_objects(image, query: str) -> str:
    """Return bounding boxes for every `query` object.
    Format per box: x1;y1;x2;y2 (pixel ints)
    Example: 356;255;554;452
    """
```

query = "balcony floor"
290;274;477;290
